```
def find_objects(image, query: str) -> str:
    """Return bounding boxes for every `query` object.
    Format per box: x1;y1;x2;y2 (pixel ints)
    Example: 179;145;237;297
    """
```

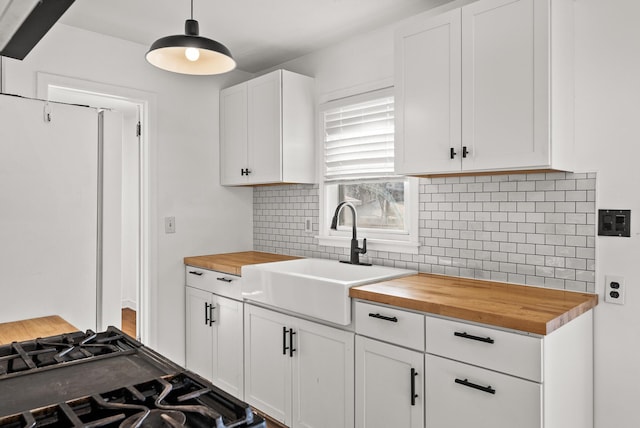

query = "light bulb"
185;47;200;61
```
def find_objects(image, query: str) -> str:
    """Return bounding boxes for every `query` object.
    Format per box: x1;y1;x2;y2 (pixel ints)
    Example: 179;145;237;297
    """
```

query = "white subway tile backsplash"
253;172;596;292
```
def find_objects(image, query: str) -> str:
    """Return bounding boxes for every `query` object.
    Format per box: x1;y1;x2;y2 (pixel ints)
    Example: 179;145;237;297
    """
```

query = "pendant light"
146;0;236;75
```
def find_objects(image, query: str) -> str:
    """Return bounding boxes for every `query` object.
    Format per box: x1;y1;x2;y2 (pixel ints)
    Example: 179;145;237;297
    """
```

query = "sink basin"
241;258;415;325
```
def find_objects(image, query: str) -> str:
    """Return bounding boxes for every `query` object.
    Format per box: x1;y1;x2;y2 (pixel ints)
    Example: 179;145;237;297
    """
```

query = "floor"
121;308;136;338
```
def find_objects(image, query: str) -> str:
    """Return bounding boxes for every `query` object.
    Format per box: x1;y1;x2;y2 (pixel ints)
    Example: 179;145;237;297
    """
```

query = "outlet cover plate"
604;275;625;304
598;209;631;237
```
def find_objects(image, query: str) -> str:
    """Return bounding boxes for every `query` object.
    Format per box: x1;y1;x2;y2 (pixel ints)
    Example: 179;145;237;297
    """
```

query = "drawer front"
425;316;542;382
425;354;541;428
185;266;242;300
355;301;424;351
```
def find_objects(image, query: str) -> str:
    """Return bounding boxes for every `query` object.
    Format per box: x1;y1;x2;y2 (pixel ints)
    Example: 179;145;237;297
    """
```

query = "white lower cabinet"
355;300;593;428
354;301;425;428
244;303;354;428
185;285;244;399
185;285;244;398
425;354;541;428
355;336;424;428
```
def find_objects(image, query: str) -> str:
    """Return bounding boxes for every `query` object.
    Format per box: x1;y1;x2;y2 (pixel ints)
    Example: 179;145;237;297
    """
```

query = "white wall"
275;1;640;426
2;24;254;364
575;1;640;427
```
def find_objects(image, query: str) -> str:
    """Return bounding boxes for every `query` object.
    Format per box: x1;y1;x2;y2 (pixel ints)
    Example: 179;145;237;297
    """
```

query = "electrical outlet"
304;217;313;233
604;275;624;304
165;216;176;234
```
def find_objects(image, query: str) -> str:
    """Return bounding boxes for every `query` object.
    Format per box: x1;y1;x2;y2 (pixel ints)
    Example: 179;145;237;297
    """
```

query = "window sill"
317;235;420;254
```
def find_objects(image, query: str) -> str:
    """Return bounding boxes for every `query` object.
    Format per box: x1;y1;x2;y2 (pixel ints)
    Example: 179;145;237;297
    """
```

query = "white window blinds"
323;94;394;181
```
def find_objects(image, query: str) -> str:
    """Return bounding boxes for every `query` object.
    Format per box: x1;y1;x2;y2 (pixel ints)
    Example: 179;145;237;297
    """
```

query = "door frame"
36;72;158;347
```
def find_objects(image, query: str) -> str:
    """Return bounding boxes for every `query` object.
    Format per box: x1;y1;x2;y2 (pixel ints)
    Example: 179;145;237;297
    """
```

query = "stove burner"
120;409;187;428
0;327;265;427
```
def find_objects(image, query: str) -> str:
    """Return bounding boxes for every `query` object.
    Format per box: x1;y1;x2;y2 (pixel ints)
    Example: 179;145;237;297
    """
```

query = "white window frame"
317;87;419;254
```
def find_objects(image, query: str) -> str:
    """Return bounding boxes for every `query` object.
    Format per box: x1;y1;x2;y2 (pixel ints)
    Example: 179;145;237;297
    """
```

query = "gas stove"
0;327;265;428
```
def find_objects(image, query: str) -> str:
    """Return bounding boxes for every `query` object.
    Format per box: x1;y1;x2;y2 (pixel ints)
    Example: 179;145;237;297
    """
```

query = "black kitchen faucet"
330;201;370;265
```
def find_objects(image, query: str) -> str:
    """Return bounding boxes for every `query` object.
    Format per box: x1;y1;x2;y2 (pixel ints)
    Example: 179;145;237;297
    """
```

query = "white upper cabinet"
395;0;574;175
395;8;461;175
220;69;315;186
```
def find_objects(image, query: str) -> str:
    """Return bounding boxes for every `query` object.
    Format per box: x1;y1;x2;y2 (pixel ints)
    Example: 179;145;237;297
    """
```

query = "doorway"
36;73;155;344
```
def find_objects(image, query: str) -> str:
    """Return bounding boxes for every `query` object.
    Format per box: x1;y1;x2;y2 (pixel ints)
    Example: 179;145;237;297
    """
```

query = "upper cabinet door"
395;9;461;175
248;71;283;184
461;0;549;171
220;82;248;185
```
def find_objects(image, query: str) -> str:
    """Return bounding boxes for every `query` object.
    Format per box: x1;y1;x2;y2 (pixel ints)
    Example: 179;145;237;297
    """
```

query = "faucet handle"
360;238;367;255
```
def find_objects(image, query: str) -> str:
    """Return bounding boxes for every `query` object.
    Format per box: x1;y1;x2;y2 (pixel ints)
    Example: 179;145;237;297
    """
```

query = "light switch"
165;216;176;234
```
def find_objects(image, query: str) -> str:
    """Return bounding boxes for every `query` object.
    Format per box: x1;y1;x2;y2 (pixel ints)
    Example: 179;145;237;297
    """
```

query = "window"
319;88;419;253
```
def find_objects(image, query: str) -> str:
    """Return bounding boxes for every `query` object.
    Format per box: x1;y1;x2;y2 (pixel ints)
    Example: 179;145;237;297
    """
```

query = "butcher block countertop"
0;316;78;345
350;273;598;335
184;251;301;276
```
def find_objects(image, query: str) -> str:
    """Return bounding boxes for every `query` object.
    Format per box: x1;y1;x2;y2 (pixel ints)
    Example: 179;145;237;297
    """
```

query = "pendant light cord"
190;0;194;20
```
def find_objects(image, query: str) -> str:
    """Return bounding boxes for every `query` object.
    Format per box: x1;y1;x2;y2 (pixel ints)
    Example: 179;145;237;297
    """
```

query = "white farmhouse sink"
241;258;415;325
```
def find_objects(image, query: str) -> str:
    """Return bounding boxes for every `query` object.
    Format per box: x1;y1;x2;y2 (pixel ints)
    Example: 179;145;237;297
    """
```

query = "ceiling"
57;0;451;73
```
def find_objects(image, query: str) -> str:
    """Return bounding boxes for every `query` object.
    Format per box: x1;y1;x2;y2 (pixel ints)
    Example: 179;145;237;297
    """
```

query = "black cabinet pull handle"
216;277;233;283
283;327;288;355
189;271;203;276
455;378;496;395
289;329;296;357
241;168;252;176
368;313;398;323
450;147;457;159
208;304;215;326
204;302;210;326
454;331;494;344
410;368;418;405
462;146;469;158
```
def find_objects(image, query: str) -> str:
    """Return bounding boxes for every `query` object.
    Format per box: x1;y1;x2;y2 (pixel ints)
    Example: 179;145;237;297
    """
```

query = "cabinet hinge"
136;121;142;137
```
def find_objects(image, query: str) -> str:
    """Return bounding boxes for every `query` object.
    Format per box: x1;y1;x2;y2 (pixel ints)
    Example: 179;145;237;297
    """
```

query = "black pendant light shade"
146;2;235;75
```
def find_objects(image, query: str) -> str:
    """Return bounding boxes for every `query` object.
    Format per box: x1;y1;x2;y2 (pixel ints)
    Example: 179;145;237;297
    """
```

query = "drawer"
425;354;541;428
425;316;542;382
355;301;424;351
185;266;242;300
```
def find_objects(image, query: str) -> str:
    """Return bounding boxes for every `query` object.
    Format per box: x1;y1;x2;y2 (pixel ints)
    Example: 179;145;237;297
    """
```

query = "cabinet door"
220;82;248;185
185;286;213;381
211;295;244;399
426;354;541;428
355;336;424;428
247;70;282;184
292;318;354;428
244;304;292;425
395;8;462;175
461;0;550;171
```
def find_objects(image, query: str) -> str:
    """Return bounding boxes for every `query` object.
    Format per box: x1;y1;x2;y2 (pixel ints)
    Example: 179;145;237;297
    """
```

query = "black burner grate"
0;328;264;428
0;373;263;427
0;328;138;376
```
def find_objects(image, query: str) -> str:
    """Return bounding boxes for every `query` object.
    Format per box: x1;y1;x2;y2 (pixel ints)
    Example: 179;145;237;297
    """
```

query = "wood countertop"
350;273;598;335
0;315;78;345
184;251;301;276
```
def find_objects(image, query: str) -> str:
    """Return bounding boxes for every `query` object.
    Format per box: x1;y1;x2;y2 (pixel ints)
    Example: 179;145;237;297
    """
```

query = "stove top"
0;327;264;428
